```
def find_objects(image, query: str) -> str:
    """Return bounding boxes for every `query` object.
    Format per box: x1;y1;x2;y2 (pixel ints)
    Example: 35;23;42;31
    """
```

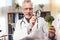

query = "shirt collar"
23;17;29;25
22;17;37;26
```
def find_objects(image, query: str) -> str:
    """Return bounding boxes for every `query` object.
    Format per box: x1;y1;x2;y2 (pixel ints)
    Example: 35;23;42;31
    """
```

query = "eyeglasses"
23;8;33;10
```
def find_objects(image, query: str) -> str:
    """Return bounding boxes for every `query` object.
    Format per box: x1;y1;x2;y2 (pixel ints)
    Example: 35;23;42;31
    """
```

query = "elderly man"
13;0;56;40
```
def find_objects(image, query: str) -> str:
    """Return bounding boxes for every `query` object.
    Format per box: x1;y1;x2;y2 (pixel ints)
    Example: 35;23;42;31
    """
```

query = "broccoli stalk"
45;15;54;29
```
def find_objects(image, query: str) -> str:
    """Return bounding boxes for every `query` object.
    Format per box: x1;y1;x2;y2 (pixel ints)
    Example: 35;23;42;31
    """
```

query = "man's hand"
49;26;55;37
29;16;37;29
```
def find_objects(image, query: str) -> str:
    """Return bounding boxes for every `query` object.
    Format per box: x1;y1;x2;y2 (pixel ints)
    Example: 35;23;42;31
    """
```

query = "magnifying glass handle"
0;30;2;32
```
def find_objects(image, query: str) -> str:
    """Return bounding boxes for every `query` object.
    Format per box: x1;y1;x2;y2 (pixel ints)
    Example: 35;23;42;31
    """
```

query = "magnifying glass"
35;9;41;18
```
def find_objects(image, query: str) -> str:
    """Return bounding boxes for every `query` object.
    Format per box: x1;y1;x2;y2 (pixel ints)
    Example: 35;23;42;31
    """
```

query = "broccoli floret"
45;15;54;28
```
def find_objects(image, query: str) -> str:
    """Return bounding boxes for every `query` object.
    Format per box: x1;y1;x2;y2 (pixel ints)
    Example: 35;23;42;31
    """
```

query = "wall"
51;11;60;40
0;7;8;40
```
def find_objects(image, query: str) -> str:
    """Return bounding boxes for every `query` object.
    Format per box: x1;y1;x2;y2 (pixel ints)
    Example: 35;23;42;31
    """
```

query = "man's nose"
27;9;30;12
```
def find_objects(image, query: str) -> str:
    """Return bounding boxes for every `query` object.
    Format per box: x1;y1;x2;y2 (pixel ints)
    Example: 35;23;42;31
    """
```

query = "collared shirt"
13;17;48;40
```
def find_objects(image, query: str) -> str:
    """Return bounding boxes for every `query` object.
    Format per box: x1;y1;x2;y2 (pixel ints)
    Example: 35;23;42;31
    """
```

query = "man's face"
22;2;33;19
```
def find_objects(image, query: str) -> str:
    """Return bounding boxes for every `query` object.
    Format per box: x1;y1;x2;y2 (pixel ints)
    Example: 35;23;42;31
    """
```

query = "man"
13;0;56;40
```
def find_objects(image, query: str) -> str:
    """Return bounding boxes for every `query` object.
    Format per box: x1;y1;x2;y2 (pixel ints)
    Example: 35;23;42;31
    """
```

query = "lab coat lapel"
23;17;29;28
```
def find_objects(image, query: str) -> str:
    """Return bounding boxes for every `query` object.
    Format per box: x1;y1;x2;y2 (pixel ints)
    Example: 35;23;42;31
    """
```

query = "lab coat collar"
22;17;37;28
23;17;29;25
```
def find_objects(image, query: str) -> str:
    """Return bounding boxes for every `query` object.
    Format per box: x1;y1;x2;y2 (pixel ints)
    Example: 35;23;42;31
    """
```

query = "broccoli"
45;15;54;29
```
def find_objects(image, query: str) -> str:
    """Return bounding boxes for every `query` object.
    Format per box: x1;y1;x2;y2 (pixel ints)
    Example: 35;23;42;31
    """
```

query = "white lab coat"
13;17;48;40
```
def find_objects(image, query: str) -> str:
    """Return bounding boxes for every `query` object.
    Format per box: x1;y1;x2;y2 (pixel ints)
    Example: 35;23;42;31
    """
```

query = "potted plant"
39;4;44;11
15;3;19;9
45;15;54;29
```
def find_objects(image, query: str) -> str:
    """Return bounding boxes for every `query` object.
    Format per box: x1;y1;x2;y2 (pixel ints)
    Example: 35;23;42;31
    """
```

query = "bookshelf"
8;12;24;40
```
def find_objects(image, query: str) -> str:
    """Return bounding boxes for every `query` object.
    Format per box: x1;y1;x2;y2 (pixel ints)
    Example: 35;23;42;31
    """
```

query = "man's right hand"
29;16;37;29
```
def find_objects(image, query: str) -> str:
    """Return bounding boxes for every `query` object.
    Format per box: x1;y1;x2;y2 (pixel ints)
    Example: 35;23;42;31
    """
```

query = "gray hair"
22;0;33;8
23;0;31;3
22;0;33;5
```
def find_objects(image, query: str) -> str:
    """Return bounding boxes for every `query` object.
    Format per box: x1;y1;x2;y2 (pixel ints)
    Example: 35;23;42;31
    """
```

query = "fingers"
49;26;55;34
49;30;55;33
30;16;37;21
49;26;55;32
30;16;37;24
29;15;37;29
